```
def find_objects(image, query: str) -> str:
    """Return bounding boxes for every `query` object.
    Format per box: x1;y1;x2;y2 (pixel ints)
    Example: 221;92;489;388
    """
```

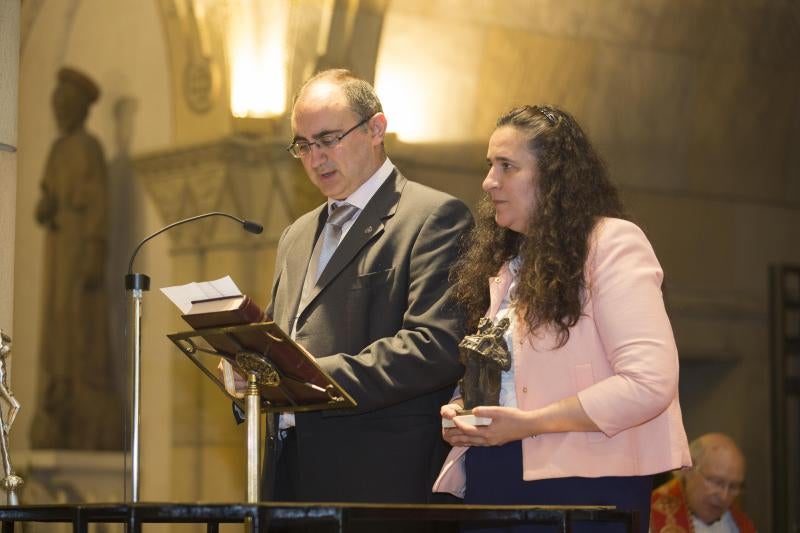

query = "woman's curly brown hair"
451;105;627;347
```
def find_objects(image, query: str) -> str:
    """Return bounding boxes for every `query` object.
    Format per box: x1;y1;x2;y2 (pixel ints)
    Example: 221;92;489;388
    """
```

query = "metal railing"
0;502;638;532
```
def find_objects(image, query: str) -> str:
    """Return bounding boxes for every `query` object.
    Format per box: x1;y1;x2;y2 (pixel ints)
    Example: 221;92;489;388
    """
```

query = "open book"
161;276;355;412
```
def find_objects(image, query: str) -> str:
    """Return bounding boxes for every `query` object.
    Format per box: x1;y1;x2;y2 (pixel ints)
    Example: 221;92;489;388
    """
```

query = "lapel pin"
364;226;374;234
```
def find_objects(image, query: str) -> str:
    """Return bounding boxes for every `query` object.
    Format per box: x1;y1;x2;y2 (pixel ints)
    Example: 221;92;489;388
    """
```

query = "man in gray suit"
267;69;472;504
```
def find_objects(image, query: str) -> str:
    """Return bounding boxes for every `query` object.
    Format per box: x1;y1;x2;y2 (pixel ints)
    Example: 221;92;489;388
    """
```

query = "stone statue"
30;67;124;450
0;330;23;504
458;317;512;410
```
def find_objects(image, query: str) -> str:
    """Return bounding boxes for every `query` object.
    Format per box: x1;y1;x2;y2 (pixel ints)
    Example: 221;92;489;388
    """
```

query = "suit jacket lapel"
298;170;405;318
285;204;327;325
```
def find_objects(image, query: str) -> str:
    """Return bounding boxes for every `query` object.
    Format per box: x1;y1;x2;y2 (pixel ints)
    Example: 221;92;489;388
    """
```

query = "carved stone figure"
30;67;124;450
458;317;512;410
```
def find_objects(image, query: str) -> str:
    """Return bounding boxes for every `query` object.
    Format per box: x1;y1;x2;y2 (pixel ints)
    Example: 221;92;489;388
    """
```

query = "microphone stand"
124;212;262;503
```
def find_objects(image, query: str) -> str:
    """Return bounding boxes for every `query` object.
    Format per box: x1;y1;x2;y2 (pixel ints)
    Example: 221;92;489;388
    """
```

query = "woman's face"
482;126;540;234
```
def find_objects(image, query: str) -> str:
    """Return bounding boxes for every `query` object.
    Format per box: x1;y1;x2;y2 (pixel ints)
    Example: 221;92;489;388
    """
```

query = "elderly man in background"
651;433;756;532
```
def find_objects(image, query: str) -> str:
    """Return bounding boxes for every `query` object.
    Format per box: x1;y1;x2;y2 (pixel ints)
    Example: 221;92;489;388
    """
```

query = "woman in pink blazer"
434;105;691;532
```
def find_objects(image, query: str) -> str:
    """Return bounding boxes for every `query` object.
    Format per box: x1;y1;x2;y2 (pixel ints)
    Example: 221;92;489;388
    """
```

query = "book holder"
168;321;355;502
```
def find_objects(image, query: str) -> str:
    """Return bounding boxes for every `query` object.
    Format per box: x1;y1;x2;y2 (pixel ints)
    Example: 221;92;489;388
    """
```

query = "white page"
160;275;242;314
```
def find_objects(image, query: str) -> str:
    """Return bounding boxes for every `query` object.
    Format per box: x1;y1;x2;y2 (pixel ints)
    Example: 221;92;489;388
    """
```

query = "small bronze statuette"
0;330;22;505
458;317;512;411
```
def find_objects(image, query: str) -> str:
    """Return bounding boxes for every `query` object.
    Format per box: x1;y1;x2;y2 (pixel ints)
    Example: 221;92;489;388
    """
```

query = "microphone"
123;211;261;501
125;211;263;290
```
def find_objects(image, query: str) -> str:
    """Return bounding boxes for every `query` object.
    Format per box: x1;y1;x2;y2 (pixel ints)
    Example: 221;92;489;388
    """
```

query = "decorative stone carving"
132;135;296;250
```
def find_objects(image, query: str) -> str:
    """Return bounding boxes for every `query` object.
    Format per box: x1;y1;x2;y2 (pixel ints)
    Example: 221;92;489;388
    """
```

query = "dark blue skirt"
464;440;651;533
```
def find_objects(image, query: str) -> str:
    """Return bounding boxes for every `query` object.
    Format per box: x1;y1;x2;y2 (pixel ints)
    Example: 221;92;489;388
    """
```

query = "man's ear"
369;112;388;145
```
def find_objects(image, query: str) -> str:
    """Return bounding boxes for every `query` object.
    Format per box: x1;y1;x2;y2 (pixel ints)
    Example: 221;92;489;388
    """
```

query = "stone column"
0;1;20;330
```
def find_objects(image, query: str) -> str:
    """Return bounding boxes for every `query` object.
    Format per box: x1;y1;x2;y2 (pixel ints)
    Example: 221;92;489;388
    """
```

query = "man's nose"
309;143;327;167
720;485;736;502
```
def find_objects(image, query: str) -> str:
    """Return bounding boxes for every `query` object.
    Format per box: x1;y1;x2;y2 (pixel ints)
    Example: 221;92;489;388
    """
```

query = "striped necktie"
301;202;359;300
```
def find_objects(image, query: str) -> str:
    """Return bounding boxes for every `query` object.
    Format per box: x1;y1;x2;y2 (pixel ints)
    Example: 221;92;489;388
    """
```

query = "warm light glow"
227;0;289;118
374;68;430;142
374;12;482;143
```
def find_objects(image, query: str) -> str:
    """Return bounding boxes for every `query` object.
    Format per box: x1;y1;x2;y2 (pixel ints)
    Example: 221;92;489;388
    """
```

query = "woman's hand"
444;406;536;447
443;396;601;447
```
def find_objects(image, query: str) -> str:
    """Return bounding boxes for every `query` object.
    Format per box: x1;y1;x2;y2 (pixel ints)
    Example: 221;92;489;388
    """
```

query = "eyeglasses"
287;117;371;158
696;469;743;496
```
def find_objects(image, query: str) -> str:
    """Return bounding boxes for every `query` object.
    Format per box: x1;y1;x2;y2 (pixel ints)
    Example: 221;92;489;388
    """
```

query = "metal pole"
130;288;144;503
125;272;149;503
245;373;260;503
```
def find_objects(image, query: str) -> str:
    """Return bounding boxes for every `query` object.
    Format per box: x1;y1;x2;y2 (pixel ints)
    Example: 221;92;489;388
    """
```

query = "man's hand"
217;358;247;398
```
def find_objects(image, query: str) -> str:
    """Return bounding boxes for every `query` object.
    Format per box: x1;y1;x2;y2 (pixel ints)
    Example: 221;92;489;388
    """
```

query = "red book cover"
181;295;263;329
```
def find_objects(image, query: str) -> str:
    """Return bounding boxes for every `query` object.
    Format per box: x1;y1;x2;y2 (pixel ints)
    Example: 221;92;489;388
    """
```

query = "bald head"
684;433;746;525
690;433;746;471
293;69;383;125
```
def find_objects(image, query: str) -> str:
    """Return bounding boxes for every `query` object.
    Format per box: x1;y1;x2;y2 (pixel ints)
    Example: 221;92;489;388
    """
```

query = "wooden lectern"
167;296;355;503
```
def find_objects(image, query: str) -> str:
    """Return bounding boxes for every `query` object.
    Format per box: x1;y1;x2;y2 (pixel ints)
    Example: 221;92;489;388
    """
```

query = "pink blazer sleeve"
576;218;679;437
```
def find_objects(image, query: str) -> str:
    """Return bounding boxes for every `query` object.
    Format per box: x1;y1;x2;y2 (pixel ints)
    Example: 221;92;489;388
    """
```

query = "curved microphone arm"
123;210;262;503
126;211;264;277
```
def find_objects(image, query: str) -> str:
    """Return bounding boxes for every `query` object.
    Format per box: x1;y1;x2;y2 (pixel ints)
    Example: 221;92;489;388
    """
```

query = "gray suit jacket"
266;169;472;502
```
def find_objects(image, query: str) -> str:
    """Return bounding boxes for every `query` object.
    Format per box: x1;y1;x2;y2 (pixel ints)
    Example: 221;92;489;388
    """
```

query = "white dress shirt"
495;256;521;408
691;511;741;533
